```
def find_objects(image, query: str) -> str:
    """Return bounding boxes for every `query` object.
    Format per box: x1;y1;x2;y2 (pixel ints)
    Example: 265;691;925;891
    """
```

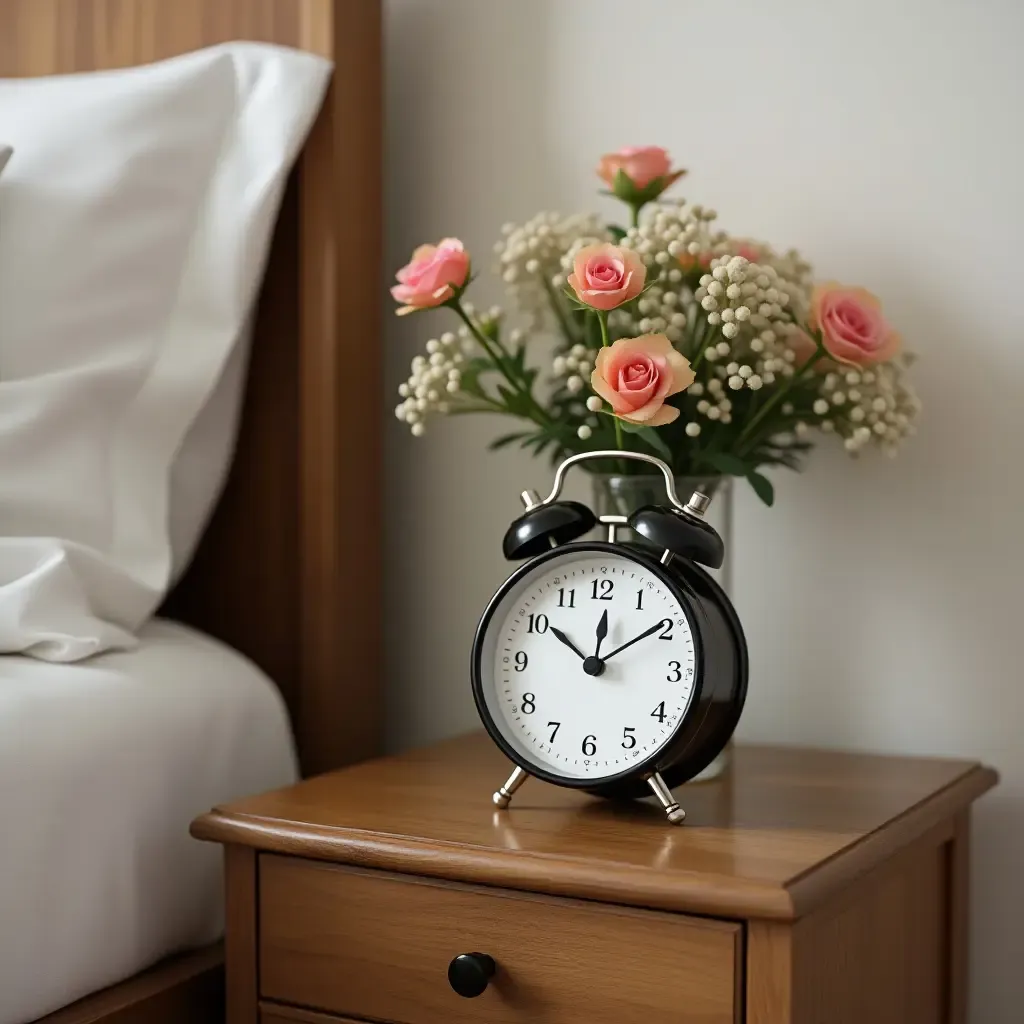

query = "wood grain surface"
788;828;948;1024
193;732;997;920
225;846;259;1024
261;1007;362;1024
946;811;971;1024
259;856;739;1024
0;0;329;72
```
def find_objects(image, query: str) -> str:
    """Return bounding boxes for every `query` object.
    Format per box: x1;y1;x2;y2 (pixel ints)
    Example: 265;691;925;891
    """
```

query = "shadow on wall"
384;0;562;752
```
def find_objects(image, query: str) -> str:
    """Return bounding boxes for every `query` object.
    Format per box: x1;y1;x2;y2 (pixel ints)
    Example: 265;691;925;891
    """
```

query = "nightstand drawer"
259;855;740;1024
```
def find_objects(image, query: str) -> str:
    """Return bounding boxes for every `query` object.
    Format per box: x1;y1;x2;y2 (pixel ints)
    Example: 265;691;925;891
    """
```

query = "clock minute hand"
602;619;671;662
549;626;585;661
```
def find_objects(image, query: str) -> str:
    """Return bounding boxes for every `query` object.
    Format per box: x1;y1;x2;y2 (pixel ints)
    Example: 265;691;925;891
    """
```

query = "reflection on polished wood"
193;731;996;921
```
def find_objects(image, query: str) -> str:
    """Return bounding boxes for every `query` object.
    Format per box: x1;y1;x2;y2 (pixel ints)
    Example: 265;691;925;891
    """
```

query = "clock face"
474;546;699;784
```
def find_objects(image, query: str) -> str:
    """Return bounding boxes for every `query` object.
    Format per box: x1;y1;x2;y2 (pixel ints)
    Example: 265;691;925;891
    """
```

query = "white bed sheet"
0;619;297;1024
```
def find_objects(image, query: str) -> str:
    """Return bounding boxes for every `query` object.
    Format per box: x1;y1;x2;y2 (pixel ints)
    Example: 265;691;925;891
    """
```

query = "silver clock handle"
538;449;708;517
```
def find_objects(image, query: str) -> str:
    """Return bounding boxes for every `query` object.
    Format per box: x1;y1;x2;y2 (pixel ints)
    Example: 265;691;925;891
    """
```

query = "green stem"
736;347;825;453
597;311;626;456
629;203;641;228
541;275;580;346
450;300;552;426
449;402;526;417
689;319;718;372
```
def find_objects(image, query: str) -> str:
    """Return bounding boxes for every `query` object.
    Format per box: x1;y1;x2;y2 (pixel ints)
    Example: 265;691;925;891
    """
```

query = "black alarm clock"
470;450;748;825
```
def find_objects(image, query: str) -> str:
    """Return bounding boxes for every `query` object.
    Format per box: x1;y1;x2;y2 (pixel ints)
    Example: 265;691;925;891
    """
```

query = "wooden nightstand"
192;733;996;1024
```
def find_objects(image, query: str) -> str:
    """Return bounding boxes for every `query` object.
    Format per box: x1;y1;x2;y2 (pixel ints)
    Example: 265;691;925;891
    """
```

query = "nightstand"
192;733;996;1024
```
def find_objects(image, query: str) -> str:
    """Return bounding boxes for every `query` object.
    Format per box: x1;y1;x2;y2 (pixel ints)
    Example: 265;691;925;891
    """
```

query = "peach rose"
567;242;646;311
597;146;683;190
391;237;470;315
591;334;694;426
808;283;901;366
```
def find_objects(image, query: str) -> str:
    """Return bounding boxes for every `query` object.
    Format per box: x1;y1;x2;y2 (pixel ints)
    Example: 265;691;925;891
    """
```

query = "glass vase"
590;472;735;782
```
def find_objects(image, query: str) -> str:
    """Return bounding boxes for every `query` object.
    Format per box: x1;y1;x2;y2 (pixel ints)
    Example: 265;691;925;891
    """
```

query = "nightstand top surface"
193;732;995;920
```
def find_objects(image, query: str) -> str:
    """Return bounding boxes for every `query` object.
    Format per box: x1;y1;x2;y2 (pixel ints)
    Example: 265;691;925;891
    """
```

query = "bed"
0;2;382;1022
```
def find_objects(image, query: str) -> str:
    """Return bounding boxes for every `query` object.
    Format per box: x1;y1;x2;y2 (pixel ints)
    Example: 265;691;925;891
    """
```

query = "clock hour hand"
593;608;608;658
602;619;671;662
549;626;585;661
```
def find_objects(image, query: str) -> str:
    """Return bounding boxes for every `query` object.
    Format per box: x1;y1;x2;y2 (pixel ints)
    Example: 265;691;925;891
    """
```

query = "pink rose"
597;146;682;190
567;242;646;312
590;334;695;426
734;242;764;263
808;283;901;366
391;238;470;315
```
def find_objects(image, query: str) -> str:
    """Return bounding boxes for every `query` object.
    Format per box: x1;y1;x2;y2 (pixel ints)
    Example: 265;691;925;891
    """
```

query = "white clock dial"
478;549;698;782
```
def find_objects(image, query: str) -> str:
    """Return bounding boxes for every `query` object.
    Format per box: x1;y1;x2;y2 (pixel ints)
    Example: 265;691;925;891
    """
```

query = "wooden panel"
945;811;971;1024
31;946;222;1024
259;856;740;1024
192;733;998;920
746;921;793;1024
293;0;383;777
0;0;336;73
785;829;947;1024
261;1008;363;1024
226;846;259;1024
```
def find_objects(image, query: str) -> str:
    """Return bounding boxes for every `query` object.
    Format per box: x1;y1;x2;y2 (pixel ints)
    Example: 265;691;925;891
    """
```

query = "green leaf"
496;383;532;418
612;168;636;202
635;426;673;462
747;470;775;507
704;452;753;477
607;224;627;242
489;431;532;451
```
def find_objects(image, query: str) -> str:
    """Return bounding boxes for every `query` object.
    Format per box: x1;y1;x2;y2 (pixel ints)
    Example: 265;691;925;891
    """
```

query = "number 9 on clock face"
471;545;701;788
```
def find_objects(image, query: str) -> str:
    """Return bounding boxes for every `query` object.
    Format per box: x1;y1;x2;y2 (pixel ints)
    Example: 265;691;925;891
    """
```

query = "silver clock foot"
647;771;686;825
493;766;529;809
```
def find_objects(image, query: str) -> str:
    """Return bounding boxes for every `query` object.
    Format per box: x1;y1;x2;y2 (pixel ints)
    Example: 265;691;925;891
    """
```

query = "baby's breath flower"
496;211;608;328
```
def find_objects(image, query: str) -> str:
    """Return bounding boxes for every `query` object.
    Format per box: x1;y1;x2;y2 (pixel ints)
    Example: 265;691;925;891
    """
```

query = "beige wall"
384;2;1024;1019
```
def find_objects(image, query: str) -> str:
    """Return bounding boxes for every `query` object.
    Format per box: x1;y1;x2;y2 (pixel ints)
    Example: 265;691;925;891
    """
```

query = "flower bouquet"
391;146;919;506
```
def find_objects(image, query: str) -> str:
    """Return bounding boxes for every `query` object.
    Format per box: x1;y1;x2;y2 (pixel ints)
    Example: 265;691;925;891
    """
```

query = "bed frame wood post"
296;0;384;778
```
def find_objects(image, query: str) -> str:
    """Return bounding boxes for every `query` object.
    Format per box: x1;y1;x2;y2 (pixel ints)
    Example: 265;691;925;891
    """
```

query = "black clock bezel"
470;540;706;792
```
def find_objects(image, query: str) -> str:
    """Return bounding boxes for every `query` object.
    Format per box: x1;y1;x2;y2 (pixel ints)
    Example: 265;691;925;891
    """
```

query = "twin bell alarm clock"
470;450;748;825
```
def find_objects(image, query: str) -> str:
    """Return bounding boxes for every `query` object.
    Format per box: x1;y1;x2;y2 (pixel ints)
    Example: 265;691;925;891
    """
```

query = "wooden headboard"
0;1;383;778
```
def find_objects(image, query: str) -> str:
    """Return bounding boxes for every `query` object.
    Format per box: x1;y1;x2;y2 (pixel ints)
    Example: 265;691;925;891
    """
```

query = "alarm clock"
470;450;748;825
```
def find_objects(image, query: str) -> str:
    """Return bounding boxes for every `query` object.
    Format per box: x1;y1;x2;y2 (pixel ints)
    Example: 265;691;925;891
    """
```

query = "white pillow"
0;44;331;661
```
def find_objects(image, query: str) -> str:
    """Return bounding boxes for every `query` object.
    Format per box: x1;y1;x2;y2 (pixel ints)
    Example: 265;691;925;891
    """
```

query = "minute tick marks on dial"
484;550;698;784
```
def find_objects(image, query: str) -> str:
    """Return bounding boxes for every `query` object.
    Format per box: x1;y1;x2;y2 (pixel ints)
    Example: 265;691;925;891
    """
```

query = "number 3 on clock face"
471;545;701;787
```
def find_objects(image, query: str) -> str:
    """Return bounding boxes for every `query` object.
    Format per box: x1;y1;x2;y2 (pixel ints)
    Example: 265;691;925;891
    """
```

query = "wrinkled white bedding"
0;619;297;1024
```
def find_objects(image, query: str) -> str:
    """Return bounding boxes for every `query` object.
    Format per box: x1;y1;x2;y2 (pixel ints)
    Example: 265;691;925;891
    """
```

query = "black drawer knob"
447;952;496;997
